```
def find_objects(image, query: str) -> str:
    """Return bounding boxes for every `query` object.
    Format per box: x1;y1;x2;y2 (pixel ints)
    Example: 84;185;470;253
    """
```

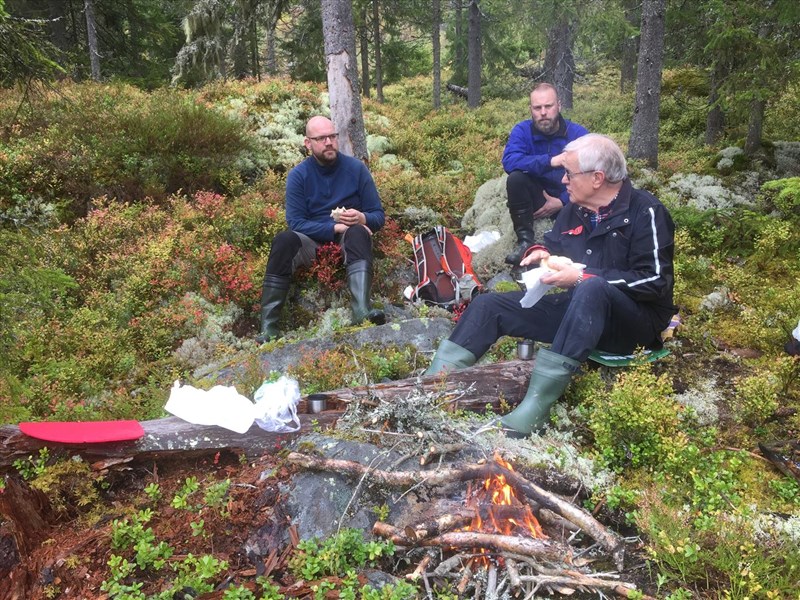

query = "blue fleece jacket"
285;153;385;243
501;116;589;205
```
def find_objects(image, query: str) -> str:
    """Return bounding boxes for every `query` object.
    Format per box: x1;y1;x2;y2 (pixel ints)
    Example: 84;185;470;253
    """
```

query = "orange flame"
465;454;544;539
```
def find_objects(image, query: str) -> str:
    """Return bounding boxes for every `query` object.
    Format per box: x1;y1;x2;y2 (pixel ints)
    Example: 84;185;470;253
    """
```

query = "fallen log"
446;83;468;98
0;360;532;470
323;359;532;412
0;412;341;470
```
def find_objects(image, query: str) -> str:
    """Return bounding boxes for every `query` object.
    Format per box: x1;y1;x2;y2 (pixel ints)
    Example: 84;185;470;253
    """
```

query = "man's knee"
342;225;373;263
570;277;612;310
506;171;543;210
265;230;302;277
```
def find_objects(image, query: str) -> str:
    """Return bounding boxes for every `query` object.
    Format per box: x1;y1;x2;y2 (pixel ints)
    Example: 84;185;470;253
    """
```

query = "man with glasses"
502;83;588;265
256;116;386;342
425;135;676;437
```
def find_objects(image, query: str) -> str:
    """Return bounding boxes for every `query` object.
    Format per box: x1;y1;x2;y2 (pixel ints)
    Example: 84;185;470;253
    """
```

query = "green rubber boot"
501;348;579;436
424;340;477;376
504;208;536;265
255;274;290;343
347;260;386;326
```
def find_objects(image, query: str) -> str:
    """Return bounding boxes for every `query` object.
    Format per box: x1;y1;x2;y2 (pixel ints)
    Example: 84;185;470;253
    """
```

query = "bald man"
426;135;676;436
256;116;386;342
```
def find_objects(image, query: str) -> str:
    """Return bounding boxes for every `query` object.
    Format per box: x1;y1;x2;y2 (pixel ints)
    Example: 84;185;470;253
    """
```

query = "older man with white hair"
426;134;676;436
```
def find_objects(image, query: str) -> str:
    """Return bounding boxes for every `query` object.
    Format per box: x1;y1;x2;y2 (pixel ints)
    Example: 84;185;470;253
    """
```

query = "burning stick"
375;522;573;564
402;511;475;541
499;468;626;570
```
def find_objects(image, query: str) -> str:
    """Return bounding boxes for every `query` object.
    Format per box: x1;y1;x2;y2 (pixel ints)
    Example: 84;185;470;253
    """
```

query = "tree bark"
628;0;666;168
359;4;370;98
321;0;369;160
432;0;441;109
620;0;639;93
544;17;575;109
371;0;383;103
467;0;481;109
232;5;250;78
83;0;101;81
705;62;725;145
744;98;765;155
454;0;465;84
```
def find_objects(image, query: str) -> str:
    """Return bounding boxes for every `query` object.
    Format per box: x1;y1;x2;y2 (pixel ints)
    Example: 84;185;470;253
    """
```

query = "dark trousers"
506;170;548;213
449;276;663;362
264;225;373;278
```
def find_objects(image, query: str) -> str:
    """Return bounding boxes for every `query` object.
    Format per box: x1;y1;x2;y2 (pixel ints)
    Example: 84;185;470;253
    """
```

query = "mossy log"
0;360;533;470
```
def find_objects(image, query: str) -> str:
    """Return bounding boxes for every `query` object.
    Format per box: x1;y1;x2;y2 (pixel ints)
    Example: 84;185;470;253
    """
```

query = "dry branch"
373;522;571;563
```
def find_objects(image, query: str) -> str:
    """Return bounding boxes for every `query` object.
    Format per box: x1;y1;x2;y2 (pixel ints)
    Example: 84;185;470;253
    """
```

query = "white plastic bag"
463;230;501;253
793;319;800;342
165;381;256;434
253;376;301;433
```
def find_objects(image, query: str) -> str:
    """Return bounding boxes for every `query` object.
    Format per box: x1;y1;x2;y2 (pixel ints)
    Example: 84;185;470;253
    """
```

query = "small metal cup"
307;394;328;414
517;339;535;361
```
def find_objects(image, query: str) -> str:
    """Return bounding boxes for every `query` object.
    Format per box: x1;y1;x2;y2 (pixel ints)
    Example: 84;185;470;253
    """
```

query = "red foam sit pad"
19;420;145;444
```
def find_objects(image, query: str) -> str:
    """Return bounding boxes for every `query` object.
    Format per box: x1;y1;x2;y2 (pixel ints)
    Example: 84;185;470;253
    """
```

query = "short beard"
534;119;558;135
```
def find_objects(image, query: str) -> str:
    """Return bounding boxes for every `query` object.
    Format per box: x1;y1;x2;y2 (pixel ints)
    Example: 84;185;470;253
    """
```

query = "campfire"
465;454;544;540
288;451;650;599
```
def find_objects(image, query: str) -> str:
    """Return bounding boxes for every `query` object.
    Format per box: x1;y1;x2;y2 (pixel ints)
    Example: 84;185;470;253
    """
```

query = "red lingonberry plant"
308;242;344;291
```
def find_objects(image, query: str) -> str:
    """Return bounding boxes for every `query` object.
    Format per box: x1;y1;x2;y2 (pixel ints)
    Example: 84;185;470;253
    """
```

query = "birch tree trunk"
84;0;101;81
321;0;369;160
467;0;481;109
628;0;666;168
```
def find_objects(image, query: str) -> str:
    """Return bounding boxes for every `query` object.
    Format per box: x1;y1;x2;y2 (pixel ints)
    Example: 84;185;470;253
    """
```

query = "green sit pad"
587;347;670;367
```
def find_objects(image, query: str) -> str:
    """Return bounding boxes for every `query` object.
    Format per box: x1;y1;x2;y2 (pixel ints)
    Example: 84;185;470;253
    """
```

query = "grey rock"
198;317;454;384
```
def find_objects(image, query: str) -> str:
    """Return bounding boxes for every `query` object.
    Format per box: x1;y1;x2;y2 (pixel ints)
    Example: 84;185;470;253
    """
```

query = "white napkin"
519;263;585;308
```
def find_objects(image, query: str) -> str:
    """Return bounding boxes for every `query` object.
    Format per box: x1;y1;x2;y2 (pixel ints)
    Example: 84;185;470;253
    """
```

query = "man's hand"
519;248;550;267
334;209;373;235
550;152;568;168
540;262;582;288
533;192;563;219
338;208;365;227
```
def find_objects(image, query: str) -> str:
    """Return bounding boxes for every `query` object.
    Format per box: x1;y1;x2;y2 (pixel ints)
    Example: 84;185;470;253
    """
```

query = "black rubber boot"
505;208;536;265
255;274;290;343
501;348;579;436
346;260;386;326
423;339;477;376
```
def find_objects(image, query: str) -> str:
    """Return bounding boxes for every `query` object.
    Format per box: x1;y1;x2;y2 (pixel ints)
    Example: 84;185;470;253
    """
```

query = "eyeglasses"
307;133;339;143
564;169;596;181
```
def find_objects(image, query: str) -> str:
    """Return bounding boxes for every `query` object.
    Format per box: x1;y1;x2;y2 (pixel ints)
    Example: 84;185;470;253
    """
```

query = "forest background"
2;0;800;598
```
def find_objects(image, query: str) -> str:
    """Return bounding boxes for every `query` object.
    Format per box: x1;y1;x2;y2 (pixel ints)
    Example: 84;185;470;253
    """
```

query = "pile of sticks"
287;452;652;599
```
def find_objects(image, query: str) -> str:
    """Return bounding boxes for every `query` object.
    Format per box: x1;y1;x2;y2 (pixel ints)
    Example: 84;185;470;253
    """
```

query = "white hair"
564;134;627;183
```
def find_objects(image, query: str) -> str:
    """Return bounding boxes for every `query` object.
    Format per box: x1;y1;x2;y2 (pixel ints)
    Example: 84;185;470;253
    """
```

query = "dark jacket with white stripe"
542;178;676;332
